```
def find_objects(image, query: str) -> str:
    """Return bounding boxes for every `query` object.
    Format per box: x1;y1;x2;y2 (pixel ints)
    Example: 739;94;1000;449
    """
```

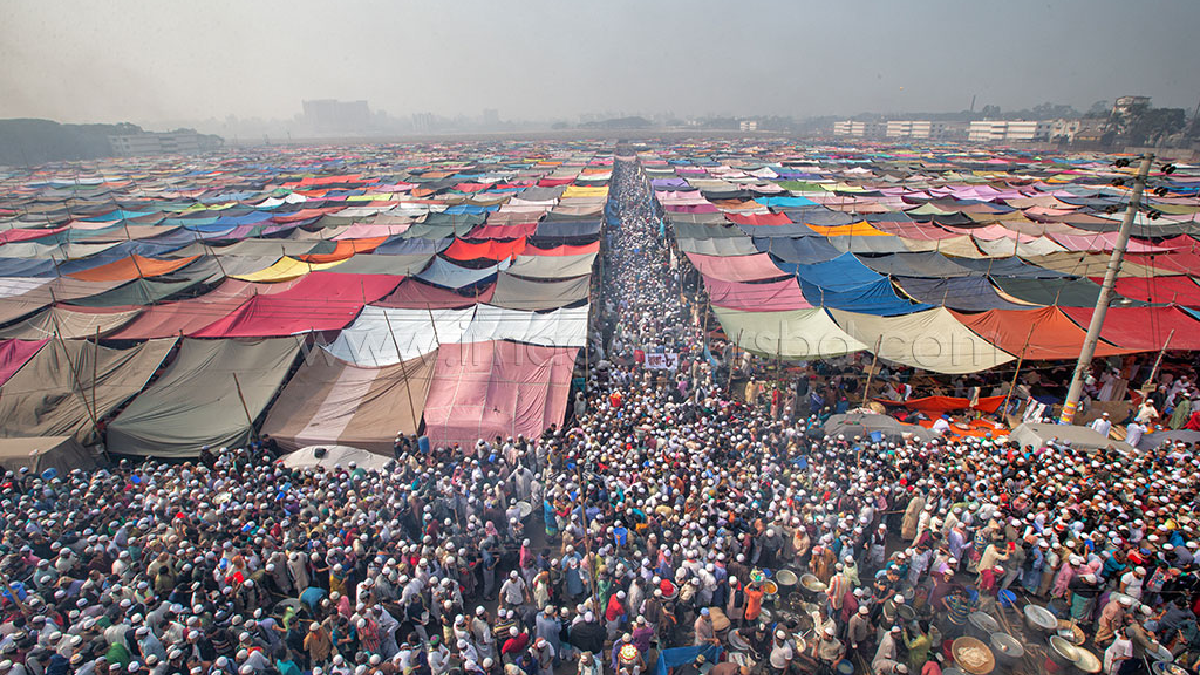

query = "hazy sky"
2;0;1198;125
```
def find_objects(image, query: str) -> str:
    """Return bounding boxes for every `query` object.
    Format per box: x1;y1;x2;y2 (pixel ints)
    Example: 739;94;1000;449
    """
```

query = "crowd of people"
0;158;1199;675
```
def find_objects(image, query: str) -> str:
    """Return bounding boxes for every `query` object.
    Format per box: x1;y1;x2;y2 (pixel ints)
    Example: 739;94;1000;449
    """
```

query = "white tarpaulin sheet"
324;307;474;366
325;304;587;366
828;307;1015;374
459;305;588;347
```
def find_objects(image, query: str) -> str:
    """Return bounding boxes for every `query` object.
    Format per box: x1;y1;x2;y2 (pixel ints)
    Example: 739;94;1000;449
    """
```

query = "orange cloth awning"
69;255;199;282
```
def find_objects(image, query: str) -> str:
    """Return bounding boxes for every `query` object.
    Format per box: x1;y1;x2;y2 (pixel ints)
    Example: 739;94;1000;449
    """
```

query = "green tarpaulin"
106;338;301;457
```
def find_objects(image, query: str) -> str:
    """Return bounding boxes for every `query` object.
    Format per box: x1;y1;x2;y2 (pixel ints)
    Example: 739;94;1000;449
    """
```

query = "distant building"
834;119;965;140
739;120;758;132
885;120;932;138
108;130;223;156
301;99;372;134
967;120;1053;143
1047;118;1083;142
1112;96;1152;118
482;108;500;128
1074;118;1109;144
832;120;885;137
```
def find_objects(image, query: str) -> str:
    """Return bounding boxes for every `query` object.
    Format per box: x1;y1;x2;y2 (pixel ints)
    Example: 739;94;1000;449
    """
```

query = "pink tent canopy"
685;252;787;282
111;279;302;339
0;339;47;386
422;341;577;448
705;277;812;312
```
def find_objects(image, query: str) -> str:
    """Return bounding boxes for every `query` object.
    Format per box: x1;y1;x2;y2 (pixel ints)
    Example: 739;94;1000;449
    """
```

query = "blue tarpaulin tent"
655;646;723;675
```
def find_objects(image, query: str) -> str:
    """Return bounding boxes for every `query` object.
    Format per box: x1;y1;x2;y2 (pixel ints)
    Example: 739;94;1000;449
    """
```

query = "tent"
490;273;590;311
823;413;938;443
705;277;811;312
713;307;867;359
376;279;494;309
0;436;93;472
800;278;929;316
0;339;47;386
279;445;393;472
0;339;174;442
676;237;759;257
892;277;1035;312
190;272;401;338
1135;429;1200;451
106;338;302;457
829;307;1015;374
0;305;143;340
505;253;596;279
109;279;301;340
751;236;842;264
1006;422;1133;453
685;253;787;282
951;307;1131;360
1108;276;1200;306
1060;306;1200;352
261;353;433;453
857;252;975;278
422;340;577;448
416;256;507;289
324;306;475;366
991;277;1143;307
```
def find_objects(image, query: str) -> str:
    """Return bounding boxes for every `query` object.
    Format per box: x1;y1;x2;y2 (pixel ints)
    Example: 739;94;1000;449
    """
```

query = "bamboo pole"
231;372;255;441
861;335;884;407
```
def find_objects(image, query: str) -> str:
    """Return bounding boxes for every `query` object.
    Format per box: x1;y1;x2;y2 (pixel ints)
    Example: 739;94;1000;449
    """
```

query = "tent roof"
1060;306;1200;352
828;307;1015;374
106;338;301;457
1007;422;1133;453
713;307;866;359
261;353;433;454
951;306;1131;360
0;339;173;442
686;252;787;283
706;277;811;312
0;436;92;472
490;273;589;311
279;445;393;471
421;341;577;449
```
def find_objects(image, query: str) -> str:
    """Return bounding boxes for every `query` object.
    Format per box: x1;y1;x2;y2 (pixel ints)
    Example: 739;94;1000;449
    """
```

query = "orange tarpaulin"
876;395;1006;414
951;306;1131;360
298;238;387;264
915;418;1008;439
443;237;528;261
68;255;200;282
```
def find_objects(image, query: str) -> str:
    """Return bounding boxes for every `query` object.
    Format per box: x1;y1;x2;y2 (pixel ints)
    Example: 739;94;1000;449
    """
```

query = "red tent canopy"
1060;306;1200;352
190;272;401;337
375;278;493;309
1104;276;1200;306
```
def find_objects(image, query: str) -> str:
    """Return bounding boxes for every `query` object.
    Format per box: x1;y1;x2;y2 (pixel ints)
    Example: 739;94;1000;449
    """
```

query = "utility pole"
1060;154;1153;424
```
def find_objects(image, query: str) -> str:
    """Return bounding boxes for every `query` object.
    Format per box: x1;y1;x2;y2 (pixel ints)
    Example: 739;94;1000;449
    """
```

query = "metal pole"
1060;154;1153;424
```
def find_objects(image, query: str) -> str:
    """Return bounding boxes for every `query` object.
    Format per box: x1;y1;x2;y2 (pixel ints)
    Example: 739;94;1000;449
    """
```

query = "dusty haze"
2;0;1198;125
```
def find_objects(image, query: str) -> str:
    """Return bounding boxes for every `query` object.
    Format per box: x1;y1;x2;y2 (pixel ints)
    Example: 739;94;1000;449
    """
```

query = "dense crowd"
0;159;1199;675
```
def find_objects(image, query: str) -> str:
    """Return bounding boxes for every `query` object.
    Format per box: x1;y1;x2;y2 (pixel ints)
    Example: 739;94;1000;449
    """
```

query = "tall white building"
967;120;1054;143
